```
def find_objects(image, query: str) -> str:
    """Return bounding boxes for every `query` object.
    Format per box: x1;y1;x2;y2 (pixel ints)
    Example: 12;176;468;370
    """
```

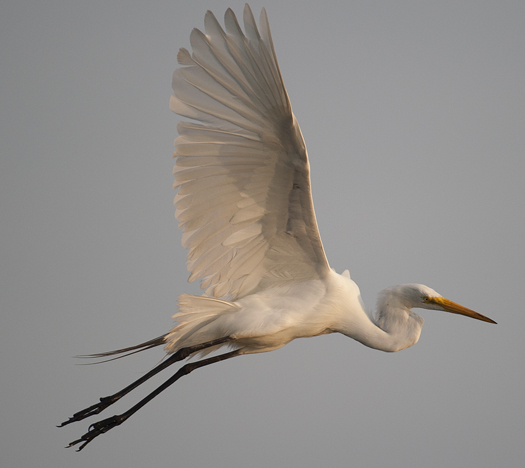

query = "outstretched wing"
171;5;330;300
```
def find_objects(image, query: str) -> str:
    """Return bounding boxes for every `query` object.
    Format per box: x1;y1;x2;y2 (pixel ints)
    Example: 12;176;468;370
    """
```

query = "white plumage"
60;4;495;451
170;6;328;303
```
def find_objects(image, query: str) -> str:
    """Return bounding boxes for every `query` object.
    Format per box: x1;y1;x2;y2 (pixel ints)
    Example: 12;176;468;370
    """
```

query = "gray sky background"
2;1;524;467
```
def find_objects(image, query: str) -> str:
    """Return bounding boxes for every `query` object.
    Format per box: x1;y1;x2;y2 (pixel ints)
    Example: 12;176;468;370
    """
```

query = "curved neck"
338;306;424;353
327;272;424;353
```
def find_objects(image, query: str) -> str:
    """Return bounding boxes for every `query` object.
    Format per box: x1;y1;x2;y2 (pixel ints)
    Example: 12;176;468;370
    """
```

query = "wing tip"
177;47;193;66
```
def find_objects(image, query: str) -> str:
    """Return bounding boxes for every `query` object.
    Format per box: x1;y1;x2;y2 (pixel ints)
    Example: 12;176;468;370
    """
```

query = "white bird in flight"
60;4;496;450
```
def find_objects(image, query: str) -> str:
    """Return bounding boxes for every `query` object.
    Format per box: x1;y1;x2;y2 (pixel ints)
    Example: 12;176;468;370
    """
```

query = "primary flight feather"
60;4;496;450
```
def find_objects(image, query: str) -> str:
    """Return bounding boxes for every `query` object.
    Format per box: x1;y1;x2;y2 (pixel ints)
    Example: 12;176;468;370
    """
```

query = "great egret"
60;4;496;450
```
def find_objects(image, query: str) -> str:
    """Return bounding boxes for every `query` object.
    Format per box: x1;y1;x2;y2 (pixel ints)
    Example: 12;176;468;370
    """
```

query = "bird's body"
60;4;495;450
167;270;362;355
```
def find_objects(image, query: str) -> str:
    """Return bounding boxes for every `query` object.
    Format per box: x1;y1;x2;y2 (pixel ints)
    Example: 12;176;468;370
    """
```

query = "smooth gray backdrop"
2;1;524;467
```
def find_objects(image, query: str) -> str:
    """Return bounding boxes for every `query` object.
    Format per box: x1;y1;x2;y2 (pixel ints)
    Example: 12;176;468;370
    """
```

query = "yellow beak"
429;297;497;324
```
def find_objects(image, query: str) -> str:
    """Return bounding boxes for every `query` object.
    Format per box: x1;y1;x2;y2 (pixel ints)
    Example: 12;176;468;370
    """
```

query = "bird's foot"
58;394;121;427
65;413;129;451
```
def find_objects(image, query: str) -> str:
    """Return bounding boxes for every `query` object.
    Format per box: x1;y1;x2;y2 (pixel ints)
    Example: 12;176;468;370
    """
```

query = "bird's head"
383;283;496;324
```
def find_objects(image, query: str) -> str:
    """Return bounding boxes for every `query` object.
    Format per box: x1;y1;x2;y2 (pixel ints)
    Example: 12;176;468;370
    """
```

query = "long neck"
338;303;424;353
328;273;424;352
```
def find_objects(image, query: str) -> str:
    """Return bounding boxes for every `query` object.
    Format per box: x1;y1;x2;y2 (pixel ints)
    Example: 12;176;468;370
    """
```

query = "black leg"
58;336;232;428
66;349;241;451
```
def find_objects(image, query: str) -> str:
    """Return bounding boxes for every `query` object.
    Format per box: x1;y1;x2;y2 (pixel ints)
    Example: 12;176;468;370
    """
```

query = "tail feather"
76;334;167;364
77;293;240;364
165;294;240;355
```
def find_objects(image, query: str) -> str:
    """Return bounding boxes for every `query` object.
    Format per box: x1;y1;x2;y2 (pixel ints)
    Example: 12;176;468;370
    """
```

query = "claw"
65;414;128;451
66;437;87;451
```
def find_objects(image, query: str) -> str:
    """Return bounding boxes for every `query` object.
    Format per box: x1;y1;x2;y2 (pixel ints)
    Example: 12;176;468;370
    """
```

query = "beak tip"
473;314;497;325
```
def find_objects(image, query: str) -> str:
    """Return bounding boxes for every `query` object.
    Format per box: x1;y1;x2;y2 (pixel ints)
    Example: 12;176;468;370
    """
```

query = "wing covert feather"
171;5;330;300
